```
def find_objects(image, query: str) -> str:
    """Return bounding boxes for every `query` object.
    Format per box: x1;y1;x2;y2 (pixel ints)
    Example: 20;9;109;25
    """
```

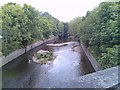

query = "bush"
34;51;53;64
97;45;119;69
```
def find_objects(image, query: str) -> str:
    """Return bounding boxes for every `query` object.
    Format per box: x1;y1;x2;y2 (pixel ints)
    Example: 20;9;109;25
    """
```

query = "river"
2;42;94;88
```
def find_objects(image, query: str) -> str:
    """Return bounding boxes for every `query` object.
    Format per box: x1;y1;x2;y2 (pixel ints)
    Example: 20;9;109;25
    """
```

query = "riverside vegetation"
1;3;65;56
68;2;119;69
1;2;119;69
34;50;53;64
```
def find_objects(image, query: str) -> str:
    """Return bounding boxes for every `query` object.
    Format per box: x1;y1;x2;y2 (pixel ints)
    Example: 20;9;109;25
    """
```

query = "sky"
0;0;106;22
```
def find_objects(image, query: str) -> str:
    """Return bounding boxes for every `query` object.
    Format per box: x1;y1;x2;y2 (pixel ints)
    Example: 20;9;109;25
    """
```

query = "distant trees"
68;2;119;69
2;2;119;69
1;3;64;56
57;21;64;35
40;12;59;38
63;23;68;41
0;7;2;56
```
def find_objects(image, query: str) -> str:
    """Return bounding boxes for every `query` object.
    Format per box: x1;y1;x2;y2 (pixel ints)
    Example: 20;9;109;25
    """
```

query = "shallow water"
2;42;93;88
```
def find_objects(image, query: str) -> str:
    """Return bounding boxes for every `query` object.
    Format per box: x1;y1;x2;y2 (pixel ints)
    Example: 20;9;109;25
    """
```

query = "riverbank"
3;41;98;88
1;38;58;67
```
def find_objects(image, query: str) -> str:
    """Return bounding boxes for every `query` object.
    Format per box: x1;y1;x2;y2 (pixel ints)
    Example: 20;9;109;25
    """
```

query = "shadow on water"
2;41;96;88
2;44;52;88
2;51;38;88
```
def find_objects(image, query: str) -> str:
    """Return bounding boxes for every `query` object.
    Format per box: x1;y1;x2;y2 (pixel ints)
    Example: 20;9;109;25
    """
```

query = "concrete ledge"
80;43;101;71
0;38;58;67
64;65;119;88
0;48;25;67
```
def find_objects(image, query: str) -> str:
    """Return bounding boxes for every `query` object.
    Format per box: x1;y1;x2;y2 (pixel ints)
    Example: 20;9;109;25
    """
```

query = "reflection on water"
2;42;94;88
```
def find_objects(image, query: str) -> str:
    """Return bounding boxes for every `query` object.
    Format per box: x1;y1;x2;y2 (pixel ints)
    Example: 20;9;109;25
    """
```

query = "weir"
1;38;120;89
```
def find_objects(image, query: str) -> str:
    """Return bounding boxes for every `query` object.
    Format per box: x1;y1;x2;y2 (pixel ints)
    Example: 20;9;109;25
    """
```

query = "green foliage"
40;12;59;36
98;45;119;69
57;22;64;35
38;17;53;39
22;4;44;42
35;51;53;64
1;3;61;56
2;3;26;55
68;2;119;69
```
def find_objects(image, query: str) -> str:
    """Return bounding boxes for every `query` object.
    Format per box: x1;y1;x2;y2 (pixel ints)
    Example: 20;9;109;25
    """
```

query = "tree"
1;3;60;56
68;2;119;69
2;3;28;55
41;12;59;36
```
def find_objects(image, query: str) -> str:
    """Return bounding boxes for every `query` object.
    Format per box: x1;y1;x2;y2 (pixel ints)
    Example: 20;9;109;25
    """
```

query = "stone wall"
80;42;102;71
0;38;58;67
63;65;120;88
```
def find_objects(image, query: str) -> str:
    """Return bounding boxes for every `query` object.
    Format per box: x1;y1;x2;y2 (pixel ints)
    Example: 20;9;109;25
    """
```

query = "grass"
34;51;53;64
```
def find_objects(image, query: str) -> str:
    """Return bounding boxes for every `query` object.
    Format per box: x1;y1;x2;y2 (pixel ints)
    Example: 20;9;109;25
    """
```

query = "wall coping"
62;65;120;88
80;42;102;71
0;38;57;67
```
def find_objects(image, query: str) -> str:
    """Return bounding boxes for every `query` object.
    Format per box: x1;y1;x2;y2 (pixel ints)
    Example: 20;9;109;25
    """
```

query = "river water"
2;42;94;88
